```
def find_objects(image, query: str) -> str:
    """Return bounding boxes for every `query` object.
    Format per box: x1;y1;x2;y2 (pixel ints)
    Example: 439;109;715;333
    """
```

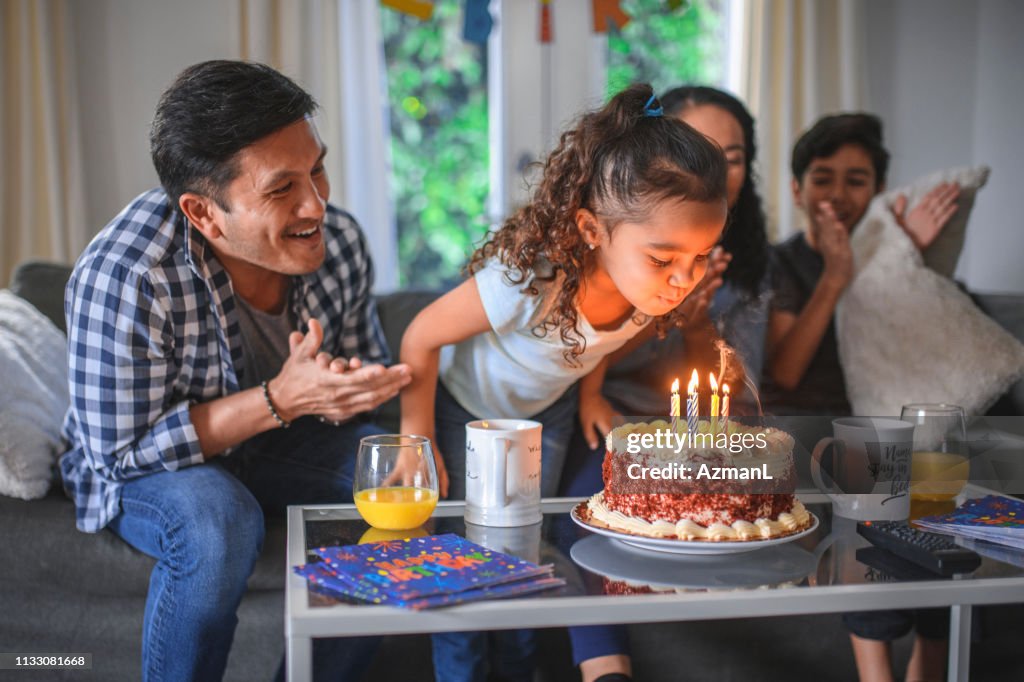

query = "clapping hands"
268;319;412;424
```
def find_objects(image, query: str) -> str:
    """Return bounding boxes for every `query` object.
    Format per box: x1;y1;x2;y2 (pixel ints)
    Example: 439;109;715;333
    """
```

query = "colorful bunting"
463;0;493;44
539;0;553;44
382;0;435;21
591;0;630;33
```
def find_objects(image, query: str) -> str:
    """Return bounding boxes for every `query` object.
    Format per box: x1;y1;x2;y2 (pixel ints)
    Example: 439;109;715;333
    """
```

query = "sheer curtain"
0;0;87;287
240;0;399;291
734;0;867;240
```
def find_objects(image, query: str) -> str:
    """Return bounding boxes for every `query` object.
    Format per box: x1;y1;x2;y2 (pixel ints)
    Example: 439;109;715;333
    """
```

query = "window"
380;0;490;289
375;0;730;289
606;0;728;97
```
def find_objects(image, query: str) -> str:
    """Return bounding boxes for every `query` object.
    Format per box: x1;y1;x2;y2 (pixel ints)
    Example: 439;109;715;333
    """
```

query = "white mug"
464;419;542;527
811;417;913;521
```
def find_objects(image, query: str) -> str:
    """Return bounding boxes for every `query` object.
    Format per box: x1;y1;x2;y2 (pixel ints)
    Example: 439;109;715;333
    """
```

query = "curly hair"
661;85;769;298
468;83;727;365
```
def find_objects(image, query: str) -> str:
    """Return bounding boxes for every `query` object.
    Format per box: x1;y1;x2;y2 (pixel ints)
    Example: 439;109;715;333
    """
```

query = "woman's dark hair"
150;60;318;209
468;83;727;364
791;112;890;187
662;85;768;298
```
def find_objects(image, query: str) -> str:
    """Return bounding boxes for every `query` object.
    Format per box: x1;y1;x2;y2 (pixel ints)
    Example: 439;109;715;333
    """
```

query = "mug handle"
811;437;841;497
486;437;511;508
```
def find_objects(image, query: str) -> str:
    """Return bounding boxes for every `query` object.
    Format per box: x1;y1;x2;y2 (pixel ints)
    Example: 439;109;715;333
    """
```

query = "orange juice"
910;451;969;501
354;487;438;530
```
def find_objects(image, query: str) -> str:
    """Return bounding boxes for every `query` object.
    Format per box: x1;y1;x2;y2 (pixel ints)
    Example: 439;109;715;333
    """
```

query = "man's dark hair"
791;113;890;187
150;60;318;209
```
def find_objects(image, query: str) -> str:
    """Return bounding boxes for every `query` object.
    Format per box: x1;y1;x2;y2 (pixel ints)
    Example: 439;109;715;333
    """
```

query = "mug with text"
811;417;913;521
464;419;543;527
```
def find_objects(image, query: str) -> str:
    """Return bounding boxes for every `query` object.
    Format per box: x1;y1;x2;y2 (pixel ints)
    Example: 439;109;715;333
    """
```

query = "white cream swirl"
587;491;811;542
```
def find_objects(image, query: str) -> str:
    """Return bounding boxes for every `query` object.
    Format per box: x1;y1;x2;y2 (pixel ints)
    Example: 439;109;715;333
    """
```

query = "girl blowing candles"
399;84;727;682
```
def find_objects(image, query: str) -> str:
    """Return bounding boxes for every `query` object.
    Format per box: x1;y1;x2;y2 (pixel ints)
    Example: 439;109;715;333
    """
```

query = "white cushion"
0;290;69;499
837;165;1024;416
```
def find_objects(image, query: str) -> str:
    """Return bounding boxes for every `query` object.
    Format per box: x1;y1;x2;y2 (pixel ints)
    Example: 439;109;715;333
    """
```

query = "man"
60;60;411;681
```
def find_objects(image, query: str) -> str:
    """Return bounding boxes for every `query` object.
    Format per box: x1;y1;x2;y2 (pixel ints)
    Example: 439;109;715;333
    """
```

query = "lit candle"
709;372;720;432
686;369;699;435
721;384;730;434
670;378;680;432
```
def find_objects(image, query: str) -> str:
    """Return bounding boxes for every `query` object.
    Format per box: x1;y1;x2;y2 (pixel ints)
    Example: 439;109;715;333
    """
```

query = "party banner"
591;0;630;33
382;0;435;21
463;0;493;44
539;0;553;44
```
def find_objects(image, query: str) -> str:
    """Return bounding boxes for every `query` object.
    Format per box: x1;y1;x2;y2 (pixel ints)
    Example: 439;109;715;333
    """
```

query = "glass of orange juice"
900;404;969;503
354;434;439;530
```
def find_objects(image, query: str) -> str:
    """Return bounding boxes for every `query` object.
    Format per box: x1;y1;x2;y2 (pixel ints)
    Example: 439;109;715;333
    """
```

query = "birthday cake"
585;420;812;541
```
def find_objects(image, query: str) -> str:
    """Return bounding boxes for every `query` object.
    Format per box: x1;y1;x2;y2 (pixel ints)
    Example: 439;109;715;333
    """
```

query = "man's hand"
269;319;412;423
815;202;854;291
892;182;960;251
579;390;619;451
676;246;729;330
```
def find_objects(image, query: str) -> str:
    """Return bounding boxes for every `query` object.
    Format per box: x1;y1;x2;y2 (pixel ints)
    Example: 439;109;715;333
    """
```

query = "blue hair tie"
643;94;663;117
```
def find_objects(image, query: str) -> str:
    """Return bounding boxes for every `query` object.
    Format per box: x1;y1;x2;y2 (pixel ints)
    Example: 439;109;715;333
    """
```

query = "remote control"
856;521;982;576
855;546;948;582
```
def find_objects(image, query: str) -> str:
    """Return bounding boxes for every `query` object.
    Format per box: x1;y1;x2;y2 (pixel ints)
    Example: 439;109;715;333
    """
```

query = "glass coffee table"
285;489;1024;682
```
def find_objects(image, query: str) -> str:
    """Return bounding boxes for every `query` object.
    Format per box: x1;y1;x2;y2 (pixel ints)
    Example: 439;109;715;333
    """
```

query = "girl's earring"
588;243;596;251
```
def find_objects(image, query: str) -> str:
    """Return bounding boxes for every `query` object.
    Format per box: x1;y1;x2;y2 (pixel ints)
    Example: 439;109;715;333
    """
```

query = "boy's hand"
815;202;854;291
892;181;960;251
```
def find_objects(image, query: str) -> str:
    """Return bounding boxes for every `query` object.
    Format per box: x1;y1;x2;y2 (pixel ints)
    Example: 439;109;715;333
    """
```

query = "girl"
399;84;728;682
560;85;772;682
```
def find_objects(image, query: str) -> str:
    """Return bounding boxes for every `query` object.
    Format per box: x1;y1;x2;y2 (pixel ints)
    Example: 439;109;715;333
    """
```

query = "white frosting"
587;491;811;541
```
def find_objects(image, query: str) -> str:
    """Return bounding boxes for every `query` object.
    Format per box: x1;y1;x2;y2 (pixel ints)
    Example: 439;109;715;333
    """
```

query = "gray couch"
2;261;1023;681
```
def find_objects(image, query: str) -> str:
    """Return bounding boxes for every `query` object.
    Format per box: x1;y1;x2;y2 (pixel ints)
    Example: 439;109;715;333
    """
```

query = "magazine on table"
293;533;564;609
916;495;1024;551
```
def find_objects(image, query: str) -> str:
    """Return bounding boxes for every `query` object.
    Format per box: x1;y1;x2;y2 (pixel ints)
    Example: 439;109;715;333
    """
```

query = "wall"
864;0;1024;293
70;0;240;234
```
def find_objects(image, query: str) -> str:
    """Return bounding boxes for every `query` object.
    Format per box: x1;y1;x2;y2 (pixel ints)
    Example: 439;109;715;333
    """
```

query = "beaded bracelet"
260;381;290;429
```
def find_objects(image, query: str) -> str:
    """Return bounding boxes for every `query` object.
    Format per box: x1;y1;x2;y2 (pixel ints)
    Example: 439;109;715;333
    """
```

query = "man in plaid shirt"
60;61;411;681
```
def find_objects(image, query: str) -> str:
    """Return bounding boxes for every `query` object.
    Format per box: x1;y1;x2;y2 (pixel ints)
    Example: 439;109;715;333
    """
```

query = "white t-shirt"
439;258;649;418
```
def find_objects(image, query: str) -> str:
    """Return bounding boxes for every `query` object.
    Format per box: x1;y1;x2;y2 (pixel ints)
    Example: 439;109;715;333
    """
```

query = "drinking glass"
900;404;969;503
354;434;439;530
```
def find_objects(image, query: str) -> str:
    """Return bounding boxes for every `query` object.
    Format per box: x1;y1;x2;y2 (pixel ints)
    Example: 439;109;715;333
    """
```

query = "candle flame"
688;368;698;393
723;384;730;396
709;372;718;393
671;378;679;393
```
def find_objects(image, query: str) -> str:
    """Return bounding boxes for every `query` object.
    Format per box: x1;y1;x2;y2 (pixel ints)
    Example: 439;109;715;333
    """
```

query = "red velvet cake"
586;419;811;541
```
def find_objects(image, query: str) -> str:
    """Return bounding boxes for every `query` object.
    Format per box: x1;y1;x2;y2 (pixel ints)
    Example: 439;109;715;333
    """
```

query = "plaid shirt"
60;189;389;532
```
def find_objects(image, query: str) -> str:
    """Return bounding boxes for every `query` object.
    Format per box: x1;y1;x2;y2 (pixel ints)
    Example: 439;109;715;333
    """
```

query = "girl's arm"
578;355;616;450
399;278;493;497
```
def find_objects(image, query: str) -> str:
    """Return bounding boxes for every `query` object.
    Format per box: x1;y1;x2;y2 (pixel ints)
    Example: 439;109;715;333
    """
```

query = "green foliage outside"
607;0;725;102
381;0;489;288
381;0;724;288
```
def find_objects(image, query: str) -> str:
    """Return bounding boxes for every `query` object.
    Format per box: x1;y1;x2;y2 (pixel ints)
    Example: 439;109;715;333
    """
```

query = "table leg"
947;604;971;682
287;634;313;682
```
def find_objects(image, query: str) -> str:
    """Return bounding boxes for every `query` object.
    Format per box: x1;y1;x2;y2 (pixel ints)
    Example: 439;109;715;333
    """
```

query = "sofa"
2;260;1023;681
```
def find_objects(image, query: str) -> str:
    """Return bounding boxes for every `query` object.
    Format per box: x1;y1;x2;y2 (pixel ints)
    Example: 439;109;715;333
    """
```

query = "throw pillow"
837;165;1024;416
0;290;70;499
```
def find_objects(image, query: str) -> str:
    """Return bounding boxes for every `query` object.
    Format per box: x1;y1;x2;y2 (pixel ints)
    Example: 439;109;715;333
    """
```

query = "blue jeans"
430;382;578;682
558;424;631;666
109;416;384;682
